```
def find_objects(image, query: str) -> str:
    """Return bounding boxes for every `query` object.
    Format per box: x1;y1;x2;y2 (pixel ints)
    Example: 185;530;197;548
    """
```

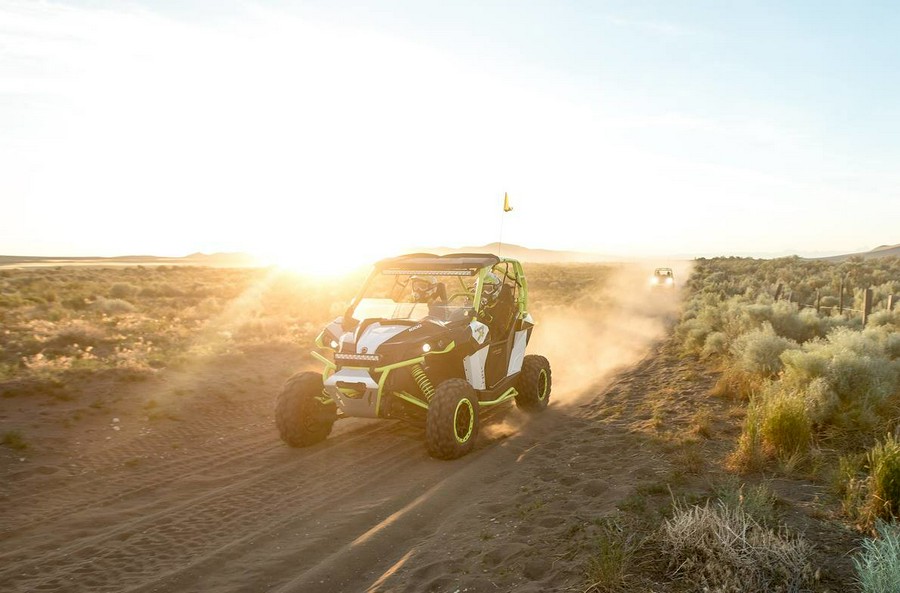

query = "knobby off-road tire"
515;354;552;412
275;372;337;447
426;379;480;460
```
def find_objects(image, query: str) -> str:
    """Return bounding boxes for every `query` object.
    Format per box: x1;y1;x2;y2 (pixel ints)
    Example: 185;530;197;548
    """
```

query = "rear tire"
515;355;551;412
426;379;479;459
275;372;336;447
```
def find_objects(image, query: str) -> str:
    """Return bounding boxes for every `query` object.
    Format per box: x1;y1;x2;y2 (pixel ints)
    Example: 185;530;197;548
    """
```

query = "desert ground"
0;261;871;592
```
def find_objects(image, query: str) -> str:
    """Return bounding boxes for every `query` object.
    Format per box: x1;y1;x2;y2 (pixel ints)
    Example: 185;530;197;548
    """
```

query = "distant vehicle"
650;267;675;289
274;253;552;459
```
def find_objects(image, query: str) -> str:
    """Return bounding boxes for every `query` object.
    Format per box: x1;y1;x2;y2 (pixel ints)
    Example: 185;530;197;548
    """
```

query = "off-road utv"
275;253;552;459
650;267;675;289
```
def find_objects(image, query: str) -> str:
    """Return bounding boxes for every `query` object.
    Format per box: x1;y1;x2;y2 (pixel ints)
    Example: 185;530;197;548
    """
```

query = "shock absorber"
410;364;435;401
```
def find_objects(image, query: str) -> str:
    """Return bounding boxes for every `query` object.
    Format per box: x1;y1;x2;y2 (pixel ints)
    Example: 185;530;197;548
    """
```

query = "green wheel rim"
453;398;475;444
537;369;549;401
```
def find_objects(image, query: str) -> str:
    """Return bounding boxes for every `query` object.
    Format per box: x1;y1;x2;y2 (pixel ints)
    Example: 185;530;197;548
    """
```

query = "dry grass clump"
854;520;900;593
835;437;900;532
758;388;812;459
868;435;900;521
713;477;778;527
660;499;814;593
582;518;640;593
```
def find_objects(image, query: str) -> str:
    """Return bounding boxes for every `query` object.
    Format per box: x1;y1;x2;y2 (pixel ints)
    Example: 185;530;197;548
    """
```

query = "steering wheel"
446;292;472;306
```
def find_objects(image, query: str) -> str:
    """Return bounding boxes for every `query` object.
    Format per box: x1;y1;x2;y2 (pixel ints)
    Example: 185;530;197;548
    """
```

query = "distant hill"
818;244;900;262
0;252;262;268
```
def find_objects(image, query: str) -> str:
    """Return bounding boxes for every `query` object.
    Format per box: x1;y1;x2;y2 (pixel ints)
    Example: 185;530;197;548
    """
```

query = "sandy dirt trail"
0;263;690;593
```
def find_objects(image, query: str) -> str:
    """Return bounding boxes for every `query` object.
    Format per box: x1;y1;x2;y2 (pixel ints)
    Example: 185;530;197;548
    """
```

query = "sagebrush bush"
109;282;139;299
731;323;797;378
701;331;728;359
90;297;136;315
855;520;900;593
797;377;840;427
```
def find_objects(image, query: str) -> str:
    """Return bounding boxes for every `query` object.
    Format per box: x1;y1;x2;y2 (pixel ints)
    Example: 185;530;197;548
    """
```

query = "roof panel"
375;253;501;271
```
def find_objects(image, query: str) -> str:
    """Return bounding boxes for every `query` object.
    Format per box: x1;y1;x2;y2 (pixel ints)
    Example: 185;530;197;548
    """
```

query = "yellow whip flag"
503;192;513;212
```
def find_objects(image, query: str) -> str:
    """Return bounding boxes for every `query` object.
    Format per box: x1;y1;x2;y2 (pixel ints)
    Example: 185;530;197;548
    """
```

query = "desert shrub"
61;296;89;310
854;520;900;593
660;500;813;593
90;297;136;315
797;377;840;427
711;364;766;400
867;435;900;521
828;351;895;405
778;327;899;432
835;453;868;519
139;283;184;298
47;320;107;350
701;331;728;359
758;387;812;458
731;323;798;378
868;309;900;330
768;301;825;343
728;400;765;472
821;295;840;309
109;282;139;299
713;477;778;527
583;518;638;592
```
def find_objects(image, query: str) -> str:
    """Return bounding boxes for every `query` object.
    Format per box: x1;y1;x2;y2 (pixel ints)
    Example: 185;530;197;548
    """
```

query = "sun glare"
265;253;358;277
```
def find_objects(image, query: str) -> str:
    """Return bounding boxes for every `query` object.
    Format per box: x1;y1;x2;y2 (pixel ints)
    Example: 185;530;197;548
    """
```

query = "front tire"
275;372;336;447
515;355;551;412
426;379;480;459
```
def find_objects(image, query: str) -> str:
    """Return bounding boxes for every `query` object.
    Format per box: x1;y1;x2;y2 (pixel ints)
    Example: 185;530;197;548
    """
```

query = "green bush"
854;520;900;593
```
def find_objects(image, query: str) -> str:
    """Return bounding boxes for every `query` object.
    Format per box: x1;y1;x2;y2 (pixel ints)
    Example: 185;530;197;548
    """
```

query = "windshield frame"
346;269;477;324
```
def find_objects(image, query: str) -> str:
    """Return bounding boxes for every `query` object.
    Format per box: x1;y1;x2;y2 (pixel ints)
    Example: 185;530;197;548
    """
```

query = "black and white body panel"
462;313;534;392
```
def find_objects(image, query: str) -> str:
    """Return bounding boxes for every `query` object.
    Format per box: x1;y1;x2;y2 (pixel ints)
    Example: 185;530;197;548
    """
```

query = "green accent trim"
393;390;429;410
311;350;336;370
537;369;548;401
372;341;454;416
316;389;337;405
311;350;336;382
454;398;475;443
472;267;488;313
478;387;518;407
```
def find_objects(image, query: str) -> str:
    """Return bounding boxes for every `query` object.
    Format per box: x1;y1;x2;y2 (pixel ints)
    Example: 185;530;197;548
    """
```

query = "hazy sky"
2;0;899;268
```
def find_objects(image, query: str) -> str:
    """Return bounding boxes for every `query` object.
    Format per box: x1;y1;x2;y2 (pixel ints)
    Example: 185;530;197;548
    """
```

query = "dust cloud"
528;261;693;406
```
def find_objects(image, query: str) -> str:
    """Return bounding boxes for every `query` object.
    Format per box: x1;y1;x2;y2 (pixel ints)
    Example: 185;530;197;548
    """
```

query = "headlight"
330;339;339;349
422;343;432;353
650;277;659;284
666;278;674;285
